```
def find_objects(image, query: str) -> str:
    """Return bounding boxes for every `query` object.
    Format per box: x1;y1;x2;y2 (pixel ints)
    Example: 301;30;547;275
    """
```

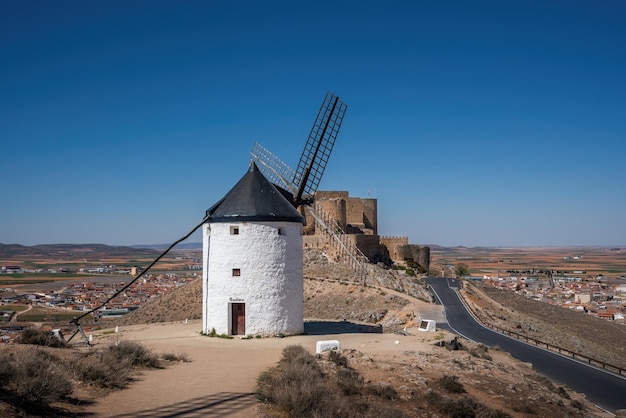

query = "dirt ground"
85;320;439;417
85;297;445;418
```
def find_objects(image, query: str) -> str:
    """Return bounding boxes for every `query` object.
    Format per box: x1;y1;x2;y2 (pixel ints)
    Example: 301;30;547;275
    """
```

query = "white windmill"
63;92;362;344
201;162;305;336
202;92;362;337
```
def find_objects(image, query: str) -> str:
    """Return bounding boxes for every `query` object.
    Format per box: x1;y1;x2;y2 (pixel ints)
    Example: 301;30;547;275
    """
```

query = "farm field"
431;246;626;281
0;243;200;288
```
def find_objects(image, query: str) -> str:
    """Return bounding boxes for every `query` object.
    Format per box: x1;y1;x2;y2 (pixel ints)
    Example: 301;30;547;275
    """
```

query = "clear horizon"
2;1;625;248
2;242;625;250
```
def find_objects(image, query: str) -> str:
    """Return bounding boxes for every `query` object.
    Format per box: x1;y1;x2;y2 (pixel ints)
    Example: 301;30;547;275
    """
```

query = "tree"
455;263;469;279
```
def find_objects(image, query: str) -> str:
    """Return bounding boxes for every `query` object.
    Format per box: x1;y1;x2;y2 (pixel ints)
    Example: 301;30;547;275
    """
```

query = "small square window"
230;226;239;235
232;268;241;277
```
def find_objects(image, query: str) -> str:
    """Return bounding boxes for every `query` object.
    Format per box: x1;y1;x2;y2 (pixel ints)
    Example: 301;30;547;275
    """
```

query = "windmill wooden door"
231;303;245;335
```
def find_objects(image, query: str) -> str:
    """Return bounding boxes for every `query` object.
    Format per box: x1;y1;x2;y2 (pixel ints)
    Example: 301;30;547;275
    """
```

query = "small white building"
202;163;305;336
417;319;436;332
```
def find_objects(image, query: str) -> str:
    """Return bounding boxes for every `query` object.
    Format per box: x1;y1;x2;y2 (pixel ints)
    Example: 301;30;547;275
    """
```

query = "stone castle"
301;191;430;271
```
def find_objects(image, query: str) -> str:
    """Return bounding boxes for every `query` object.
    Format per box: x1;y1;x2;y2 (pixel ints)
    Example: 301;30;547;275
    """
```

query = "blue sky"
1;1;624;247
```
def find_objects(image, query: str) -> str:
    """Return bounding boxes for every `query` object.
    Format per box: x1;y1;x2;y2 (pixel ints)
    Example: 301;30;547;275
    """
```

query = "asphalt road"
426;277;626;413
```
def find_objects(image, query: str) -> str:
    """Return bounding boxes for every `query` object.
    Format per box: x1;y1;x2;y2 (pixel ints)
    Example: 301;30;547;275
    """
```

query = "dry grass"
256;343;595;418
0;337;186;416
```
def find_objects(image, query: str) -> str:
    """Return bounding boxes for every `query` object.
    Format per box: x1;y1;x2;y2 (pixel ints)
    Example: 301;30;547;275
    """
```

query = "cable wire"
71;216;208;326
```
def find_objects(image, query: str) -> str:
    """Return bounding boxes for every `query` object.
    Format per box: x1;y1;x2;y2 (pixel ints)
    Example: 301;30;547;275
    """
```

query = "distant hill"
131;242;202;250
0;243;160;258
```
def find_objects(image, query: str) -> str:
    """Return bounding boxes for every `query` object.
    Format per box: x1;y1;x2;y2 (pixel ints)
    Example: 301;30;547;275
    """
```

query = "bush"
16;328;67;348
280;344;311;364
366;382;398;400
442;397;479;418
256;345;335;416
161;352;191;363
328;350;348;368
466;343;492;360
437;374;465;393
511;401;536;414
557;386;570;399
74;341;164;388
0;348;72;405
426;391;482;418
74;352;131;388
107;340;163;368
336;368;364;395
366;405;407;418
571;399;585;410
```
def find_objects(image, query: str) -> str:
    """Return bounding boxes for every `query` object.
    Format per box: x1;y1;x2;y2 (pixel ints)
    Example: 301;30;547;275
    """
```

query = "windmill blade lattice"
248;92;367;283
294;92;347;205
250;142;298;196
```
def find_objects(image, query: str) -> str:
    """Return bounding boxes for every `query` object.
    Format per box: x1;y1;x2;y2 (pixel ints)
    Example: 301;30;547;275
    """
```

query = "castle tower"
202;163;305;336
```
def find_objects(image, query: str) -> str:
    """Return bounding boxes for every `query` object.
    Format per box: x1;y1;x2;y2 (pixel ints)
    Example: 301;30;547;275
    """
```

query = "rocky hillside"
117;250;626;368
117;248;625;372
117;249;423;329
461;282;626;370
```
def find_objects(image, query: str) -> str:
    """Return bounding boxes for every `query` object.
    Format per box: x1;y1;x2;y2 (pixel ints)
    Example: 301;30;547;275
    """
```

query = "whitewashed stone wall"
202;221;303;336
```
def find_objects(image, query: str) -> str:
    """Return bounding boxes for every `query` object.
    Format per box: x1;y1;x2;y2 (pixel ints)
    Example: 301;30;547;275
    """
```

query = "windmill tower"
202;162;305;336
202;92;349;337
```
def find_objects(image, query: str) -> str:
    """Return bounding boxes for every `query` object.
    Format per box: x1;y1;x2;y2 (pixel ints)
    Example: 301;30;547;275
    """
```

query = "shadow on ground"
304;320;383;335
107;392;256;417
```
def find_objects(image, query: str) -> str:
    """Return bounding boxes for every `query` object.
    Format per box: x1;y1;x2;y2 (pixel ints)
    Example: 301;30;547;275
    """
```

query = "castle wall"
362;198;378;234
352;234;385;259
316;197;347;230
380;236;409;262
303;191;427;269
315;191;349;199
303;234;385;261
346;197;363;226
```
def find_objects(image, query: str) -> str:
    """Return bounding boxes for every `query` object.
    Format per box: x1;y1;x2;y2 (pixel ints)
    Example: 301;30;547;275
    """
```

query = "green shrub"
201;328;233;339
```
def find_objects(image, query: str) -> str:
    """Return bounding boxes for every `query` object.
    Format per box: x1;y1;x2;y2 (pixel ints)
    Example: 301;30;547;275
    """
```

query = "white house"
202;163;305;336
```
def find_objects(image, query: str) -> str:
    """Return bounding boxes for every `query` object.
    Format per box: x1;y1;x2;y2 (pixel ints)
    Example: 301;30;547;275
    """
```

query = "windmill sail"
250;141;297;195
293;92;347;205
248;92;366;282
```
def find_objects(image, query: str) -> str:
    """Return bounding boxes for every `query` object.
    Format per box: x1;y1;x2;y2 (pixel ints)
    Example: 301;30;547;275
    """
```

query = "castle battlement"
302;192;429;271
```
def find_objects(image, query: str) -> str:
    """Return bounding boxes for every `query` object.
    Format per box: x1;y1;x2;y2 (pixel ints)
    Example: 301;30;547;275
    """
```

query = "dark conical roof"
206;162;305;224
